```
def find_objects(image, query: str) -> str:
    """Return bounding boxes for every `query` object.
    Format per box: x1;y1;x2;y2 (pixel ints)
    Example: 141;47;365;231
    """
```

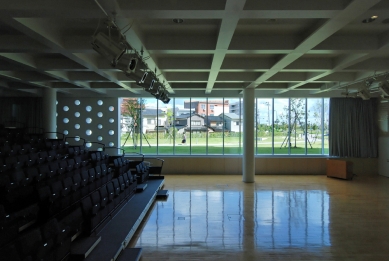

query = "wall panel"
57;97;119;152
161;157;377;176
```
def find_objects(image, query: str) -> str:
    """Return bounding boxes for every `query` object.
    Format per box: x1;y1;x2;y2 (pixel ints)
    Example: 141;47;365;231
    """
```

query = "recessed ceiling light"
173;19;184;24
362;15;378;23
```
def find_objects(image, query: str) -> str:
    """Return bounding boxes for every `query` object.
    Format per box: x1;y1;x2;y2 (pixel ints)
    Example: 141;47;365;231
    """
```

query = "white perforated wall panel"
57;97;119;154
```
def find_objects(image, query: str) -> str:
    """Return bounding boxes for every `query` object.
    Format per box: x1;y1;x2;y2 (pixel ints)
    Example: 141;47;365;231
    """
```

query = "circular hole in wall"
97;100;103;105
109;142;114;147
75;112;80;117
74;136;80;141
63;118;69;123
75;124;80;129
97;124;103;129
63;106;69;112
97;112;103;117
75;100;80;105
108;130;114;135
97;136;103;141
63;130;68;135
86;118;92;124
86;106;92;112
108;106;114;111
86;142;92;148
86;129;92;136
109;118;114;123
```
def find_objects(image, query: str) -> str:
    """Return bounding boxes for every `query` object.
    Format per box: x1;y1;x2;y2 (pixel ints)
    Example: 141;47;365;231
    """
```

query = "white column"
42;88;57;139
243;88;255;183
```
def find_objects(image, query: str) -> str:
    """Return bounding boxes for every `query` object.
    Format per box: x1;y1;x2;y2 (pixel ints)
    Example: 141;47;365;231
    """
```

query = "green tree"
121;98;146;148
280;98;306;148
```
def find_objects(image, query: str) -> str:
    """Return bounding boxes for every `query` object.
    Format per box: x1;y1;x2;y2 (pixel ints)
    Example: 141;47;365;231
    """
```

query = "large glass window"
224;98;242;155
190;98;206;155
208;98;224;155
120;97;330;156
256;99;273;154
157;99;174;155
274;98;289;155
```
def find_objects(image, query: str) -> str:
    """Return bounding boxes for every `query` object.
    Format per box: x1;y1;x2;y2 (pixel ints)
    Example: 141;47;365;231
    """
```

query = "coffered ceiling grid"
0;0;387;97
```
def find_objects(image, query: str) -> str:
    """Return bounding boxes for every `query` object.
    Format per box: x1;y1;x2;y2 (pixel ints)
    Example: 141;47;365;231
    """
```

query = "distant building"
220;113;242;132
206;115;227;132
141;108;167;134
184;100;229;116
175;113;209;133
175;106;194;116
229;101;243;115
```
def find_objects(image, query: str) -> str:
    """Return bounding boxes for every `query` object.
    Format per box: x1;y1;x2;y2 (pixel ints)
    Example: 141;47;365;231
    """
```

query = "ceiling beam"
244;0;381;93
0;15;138;94
205;0;247;94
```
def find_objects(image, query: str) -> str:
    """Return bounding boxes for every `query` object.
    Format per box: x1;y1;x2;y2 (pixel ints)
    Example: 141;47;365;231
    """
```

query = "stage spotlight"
122;58;151;86
92;32;127;67
357;88;371;100
115;53;138;74
365;77;376;87
160;91;171;104
379;81;389;96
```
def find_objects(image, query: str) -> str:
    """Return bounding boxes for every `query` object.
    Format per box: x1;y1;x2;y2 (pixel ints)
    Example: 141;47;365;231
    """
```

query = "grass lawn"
120;134;328;155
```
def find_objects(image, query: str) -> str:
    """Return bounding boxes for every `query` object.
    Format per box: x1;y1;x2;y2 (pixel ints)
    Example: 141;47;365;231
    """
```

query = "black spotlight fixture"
115;53;138;74
362;15;378;23
92;32;127;67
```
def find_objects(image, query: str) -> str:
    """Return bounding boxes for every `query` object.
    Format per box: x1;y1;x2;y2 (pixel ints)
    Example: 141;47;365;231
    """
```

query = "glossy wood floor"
129;175;389;261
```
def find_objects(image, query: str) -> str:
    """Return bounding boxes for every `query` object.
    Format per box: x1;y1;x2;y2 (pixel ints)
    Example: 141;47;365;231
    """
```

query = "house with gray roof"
220;113;242;132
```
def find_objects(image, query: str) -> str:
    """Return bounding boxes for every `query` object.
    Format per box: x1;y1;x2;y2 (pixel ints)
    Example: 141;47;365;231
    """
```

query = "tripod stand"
122;123;151;149
280;110;313;149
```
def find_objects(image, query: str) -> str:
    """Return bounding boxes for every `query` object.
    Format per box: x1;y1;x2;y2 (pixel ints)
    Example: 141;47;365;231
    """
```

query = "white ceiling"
0;0;388;98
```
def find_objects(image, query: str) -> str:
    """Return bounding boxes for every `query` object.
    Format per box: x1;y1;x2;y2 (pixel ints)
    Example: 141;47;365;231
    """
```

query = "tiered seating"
0;126;164;261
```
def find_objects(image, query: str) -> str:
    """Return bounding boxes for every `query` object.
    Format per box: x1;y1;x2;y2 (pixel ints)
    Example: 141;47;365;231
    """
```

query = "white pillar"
243;88;255;183
42;88;56;139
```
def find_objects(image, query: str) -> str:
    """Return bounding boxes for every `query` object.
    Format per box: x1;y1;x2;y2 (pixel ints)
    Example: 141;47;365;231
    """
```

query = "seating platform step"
156;189;169;199
116;248;142;261
70;236;101;260
136;184;147;192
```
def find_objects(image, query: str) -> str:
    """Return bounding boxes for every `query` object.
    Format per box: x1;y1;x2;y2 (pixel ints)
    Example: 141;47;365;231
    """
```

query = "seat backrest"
72;173;82;189
25;167;39;182
81;196;93;217
99;185;108;207
17;228;42;259
88;168;96;182
106;182;115;200
90;191;101;215
111;179;120;196
118;176;126;190
80;171;89;186
41;218;60;242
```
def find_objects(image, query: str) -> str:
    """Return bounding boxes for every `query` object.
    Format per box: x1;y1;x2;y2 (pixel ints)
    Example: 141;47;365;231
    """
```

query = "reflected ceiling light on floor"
379;81;389;96
362;15;378;23
92;32;127;67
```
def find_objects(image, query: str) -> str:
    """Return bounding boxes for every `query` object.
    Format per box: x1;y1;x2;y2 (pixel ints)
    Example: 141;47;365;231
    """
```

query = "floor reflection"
134;189;330;251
